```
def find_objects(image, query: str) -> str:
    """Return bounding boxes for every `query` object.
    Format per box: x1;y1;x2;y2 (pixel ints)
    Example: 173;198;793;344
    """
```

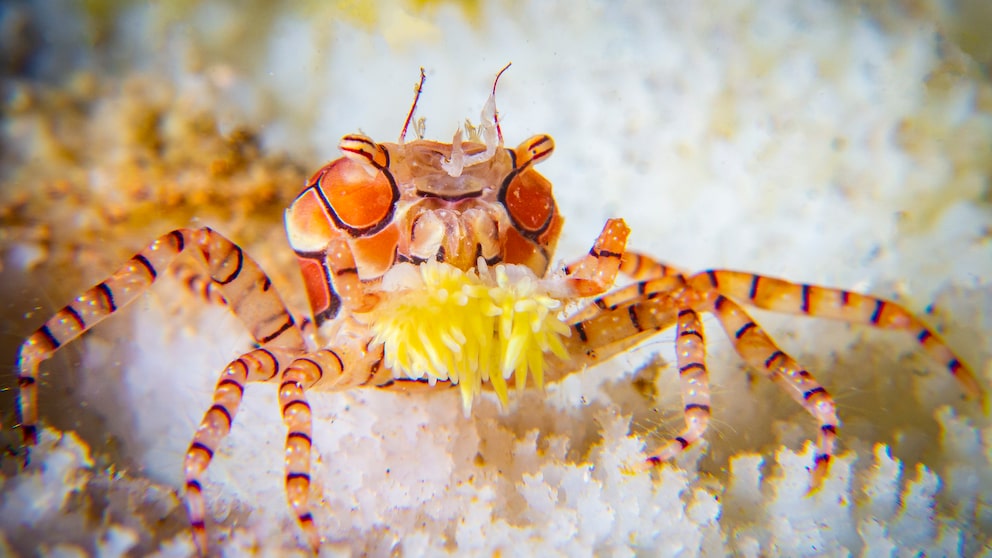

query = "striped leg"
14;227;305;460
619;251;687;280
562;219;630;297
689;270;984;405
556;295;715;468
279;358;320;553
549;296;680;383
276;342;386;553
171;260;227;305
569;275;687;324
569;249;687;324
184;347;299;555
644;307;712;466
704;293;839;489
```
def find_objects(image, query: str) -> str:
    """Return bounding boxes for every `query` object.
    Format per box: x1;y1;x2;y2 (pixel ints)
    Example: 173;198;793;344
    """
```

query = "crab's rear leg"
184;347;300;554
696;292;840;489
643;307;713;465
556;290;721;471
690;270;984;406
14;227;306;454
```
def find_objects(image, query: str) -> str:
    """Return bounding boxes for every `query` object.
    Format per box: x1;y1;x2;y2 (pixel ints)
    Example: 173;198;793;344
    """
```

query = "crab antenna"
399;67;427;143
492;62;511;145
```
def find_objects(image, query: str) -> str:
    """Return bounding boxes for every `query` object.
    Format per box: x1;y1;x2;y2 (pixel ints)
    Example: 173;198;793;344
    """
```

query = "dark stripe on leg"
208;404;233;429
38;325;60;349
628;305;642;331
680;362;705;375
257;348;280;380
679;329;703;340
869;300;885;325
288;431;312;446
735;322;756;339
764;350;785;369
22;424;38;446
593;249;623;259
189;441;214;459
63;306;85;330
170;230;185;251
282;400;311;416
218;378;245;396
97;282;117;312
132;254;158;279
260;317;296;344
297;358;325;382
948;359;962;376
215;246;245;285
574;321;588;343
286;472;311;483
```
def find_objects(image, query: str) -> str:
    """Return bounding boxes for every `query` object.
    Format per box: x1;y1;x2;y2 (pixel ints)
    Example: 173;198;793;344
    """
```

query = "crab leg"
276;342;387;553
184;347;299;554
699;293;840;488
562;219;630;297
549;297;680;381
14;227;305;456
689;270;984;404
170;259;228;305
643;307;712;465
619;251;687;280
568;275;687;323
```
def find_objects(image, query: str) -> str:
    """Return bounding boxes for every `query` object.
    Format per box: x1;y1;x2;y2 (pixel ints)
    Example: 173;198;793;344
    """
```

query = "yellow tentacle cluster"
368;260;571;413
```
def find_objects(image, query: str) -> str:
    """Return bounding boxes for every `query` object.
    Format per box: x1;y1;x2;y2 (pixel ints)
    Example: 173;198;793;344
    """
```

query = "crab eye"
319;157;399;235
516;134;554;167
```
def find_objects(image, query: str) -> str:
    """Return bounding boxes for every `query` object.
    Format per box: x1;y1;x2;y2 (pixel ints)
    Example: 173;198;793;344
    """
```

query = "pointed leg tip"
807;455;830;495
191;525;208;557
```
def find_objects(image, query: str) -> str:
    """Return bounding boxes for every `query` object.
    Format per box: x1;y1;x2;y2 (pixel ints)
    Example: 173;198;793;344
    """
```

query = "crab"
12;66;985;554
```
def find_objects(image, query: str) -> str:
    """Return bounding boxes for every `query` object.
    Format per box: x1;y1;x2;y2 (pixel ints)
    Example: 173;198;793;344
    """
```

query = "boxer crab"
13;67;983;553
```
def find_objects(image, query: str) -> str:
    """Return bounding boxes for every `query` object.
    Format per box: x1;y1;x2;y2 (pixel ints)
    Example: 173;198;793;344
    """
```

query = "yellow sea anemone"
368;260;571;413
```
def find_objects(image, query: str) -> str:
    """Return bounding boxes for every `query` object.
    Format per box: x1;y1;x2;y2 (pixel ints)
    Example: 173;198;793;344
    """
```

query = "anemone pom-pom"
369;260;571;413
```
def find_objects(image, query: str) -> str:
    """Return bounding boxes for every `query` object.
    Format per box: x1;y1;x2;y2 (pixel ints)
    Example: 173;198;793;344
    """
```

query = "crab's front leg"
562;218;630;297
277;336;388;553
702;293;841;489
